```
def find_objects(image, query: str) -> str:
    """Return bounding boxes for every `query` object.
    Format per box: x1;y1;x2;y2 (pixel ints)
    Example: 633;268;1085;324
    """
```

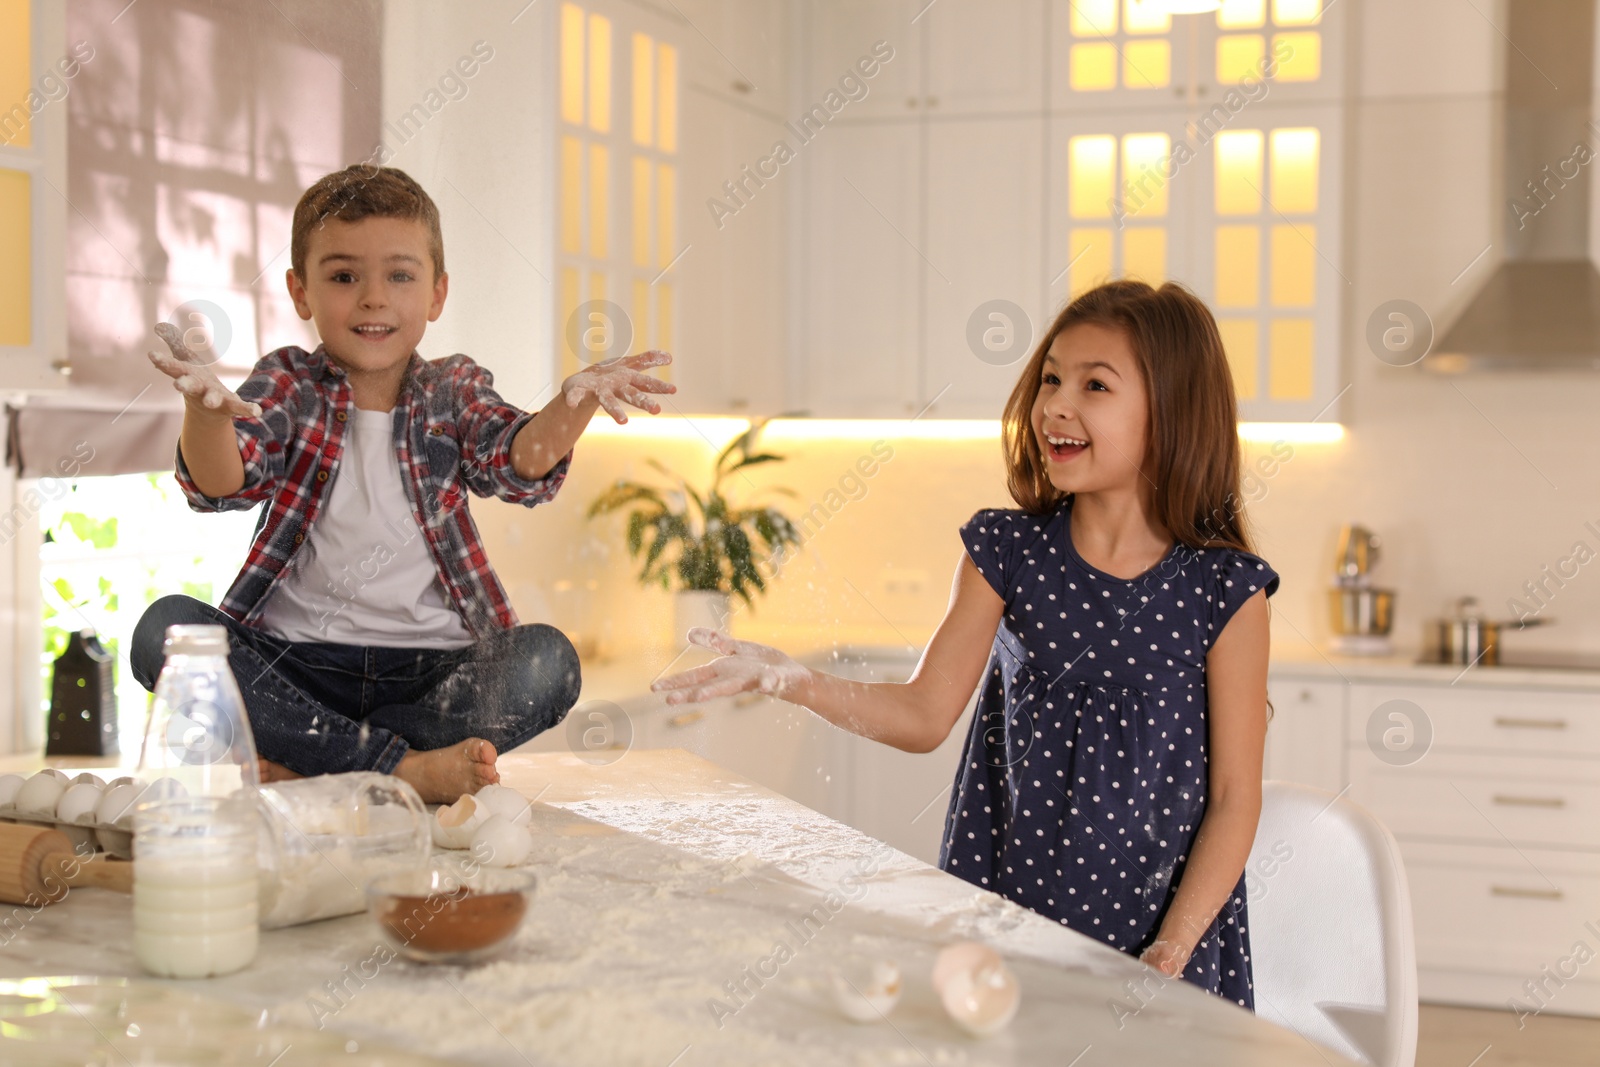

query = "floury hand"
561;349;675;425
148;322;263;419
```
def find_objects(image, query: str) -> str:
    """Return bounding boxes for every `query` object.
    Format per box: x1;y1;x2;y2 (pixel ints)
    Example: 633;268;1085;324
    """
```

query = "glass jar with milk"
133;624;261;978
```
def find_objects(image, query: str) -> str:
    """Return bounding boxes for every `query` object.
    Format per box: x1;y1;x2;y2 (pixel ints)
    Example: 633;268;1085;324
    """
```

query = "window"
557;1;679;382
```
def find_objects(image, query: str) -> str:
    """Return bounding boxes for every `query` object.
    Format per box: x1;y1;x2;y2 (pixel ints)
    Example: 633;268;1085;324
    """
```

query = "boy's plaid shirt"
175;345;570;640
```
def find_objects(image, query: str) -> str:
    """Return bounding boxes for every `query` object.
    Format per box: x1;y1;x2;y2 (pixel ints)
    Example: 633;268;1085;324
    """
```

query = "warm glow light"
763;419;1002;441
559;4;584;125
585;415;751;445
1238;421;1342;443
586;415;1341;445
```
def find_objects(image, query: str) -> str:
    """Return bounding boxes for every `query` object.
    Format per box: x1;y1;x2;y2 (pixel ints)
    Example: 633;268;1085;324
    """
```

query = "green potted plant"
587;420;803;639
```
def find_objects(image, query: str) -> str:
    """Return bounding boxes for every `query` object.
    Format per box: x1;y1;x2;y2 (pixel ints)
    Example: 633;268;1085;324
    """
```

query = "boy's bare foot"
258;759;304;783
394;738;499;804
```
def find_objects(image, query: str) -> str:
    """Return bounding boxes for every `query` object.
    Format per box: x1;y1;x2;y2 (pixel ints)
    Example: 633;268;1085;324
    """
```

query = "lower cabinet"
1339;678;1600;1016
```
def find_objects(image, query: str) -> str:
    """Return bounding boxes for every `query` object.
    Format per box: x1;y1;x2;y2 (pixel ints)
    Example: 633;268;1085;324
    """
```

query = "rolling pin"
0;822;132;904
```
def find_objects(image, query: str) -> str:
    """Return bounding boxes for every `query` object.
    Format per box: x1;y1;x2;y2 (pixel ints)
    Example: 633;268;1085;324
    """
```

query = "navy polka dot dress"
940;498;1279;1009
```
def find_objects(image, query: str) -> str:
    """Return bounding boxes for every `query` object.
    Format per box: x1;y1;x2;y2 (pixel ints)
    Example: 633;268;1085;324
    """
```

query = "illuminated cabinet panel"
1198;114;1340;419
1;0;66;388
555;1;678;383
0;169;30;346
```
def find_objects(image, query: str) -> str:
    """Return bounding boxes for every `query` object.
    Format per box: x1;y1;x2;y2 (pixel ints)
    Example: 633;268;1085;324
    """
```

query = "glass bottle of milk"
132;625;262;978
136;624;260;800
133;795;259;977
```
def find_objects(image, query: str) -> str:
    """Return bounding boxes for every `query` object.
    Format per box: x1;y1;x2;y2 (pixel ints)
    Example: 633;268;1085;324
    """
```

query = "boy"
131;165;672;802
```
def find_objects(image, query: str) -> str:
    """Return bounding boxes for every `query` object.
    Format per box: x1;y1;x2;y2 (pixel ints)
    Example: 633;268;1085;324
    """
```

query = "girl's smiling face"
1031;322;1152;496
286;215;447;384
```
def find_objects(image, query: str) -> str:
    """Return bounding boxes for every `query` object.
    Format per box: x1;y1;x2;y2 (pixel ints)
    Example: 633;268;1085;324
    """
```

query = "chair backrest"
1246;781;1418;1067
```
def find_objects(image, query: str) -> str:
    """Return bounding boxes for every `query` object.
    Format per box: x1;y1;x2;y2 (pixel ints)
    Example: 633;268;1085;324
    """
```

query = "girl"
652;280;1276;1009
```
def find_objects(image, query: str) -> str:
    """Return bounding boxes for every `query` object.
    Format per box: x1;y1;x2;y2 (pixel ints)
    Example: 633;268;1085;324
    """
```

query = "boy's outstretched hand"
562;349;675;424
148;322;262;419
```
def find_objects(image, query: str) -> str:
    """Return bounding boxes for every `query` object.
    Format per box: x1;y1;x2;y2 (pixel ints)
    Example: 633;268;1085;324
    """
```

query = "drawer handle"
666;710;705;728
1493;716;1568;730
1490;885;1564;901
1491;794;1567;809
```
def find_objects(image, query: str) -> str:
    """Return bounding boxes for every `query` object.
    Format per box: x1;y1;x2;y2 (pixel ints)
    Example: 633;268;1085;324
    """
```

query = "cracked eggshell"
0;774;25;807
470;814;532;868
472;784;532;826
933;942;1020;1037
830;960;902;1023
15;772;67;816
432;795;488;849
55;782;103;823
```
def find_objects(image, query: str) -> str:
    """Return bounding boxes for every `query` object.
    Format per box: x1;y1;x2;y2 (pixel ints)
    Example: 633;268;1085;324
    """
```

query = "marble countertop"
0;750;1356;1066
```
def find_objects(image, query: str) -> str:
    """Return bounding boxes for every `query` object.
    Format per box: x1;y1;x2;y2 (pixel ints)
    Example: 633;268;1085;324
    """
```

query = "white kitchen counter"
1268;646;1600;691
0;750;1355;1066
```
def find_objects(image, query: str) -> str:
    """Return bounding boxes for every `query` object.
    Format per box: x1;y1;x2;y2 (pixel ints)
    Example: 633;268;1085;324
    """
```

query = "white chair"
1245;781;1418;1067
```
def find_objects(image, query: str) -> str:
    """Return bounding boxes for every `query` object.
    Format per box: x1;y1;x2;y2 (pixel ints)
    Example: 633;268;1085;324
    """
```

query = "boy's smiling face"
286;215;447;395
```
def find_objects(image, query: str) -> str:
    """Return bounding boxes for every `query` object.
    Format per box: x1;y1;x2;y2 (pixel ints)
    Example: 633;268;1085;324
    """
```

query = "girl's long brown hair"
1001;279;1257;555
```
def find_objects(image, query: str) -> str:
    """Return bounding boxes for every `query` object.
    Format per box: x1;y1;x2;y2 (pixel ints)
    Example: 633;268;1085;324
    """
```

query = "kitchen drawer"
1264;678;1345;791
1401;840;1600;977
1349;750;1600;851
1348;684;1600;757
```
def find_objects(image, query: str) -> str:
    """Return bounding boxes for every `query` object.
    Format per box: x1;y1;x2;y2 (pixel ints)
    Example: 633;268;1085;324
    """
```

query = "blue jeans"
130;595;581;777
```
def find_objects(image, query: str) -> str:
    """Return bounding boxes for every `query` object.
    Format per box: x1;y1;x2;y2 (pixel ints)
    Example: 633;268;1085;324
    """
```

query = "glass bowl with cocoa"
366;860;536;963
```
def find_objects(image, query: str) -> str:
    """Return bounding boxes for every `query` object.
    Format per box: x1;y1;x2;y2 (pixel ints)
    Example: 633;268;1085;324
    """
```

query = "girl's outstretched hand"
1140;939;1191;979
651;628;810;704
562;349;676;424
147;322;262;419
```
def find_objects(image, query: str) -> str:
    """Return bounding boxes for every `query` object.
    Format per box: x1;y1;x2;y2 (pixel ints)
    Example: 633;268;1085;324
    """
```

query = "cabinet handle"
1490;885;1564;901
1491;794;1566;809
1493;716;1568;730
925;95;939;107
666;710;705;728
1298;689;1315;702
906;97;920;109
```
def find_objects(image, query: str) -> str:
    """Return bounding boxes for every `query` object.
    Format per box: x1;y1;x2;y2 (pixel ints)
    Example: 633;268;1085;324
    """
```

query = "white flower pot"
673;590;730;643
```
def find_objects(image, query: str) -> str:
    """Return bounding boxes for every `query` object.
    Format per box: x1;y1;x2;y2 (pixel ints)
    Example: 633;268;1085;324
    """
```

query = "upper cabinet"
789;0;1347;423
0;0;68;391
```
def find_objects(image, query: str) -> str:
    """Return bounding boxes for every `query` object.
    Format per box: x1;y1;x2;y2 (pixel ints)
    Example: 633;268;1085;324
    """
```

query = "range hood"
1427;0;1600;372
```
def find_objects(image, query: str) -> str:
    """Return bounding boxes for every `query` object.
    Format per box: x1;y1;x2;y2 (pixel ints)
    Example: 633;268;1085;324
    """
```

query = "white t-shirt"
258;408;474;649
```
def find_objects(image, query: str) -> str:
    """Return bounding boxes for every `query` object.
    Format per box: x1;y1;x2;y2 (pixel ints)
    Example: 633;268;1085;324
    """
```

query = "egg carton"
0;771;157;861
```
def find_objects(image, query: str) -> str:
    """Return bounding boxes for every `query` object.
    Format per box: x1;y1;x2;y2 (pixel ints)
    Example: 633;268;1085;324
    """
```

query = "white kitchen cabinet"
1259;668;1600;1017
800;0;923;120
845;701;975;867
799;121;923;416
920;118;1046;418
921;0;1046;115
672;0;790;105
676;91;791;414
1263;675;1344;792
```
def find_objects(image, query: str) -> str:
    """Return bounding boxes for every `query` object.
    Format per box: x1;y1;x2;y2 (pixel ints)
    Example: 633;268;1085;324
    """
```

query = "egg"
933;942;1021;1037
472;784;533;826
470;814;532;868
105;776;139;789
432;794;488;849
55;782;103;823
36;769;69;782
70;772;103;787
0;774;25;807
95;782;143;826
830;959;902;1022
15;772;66;816
141;778;187;806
